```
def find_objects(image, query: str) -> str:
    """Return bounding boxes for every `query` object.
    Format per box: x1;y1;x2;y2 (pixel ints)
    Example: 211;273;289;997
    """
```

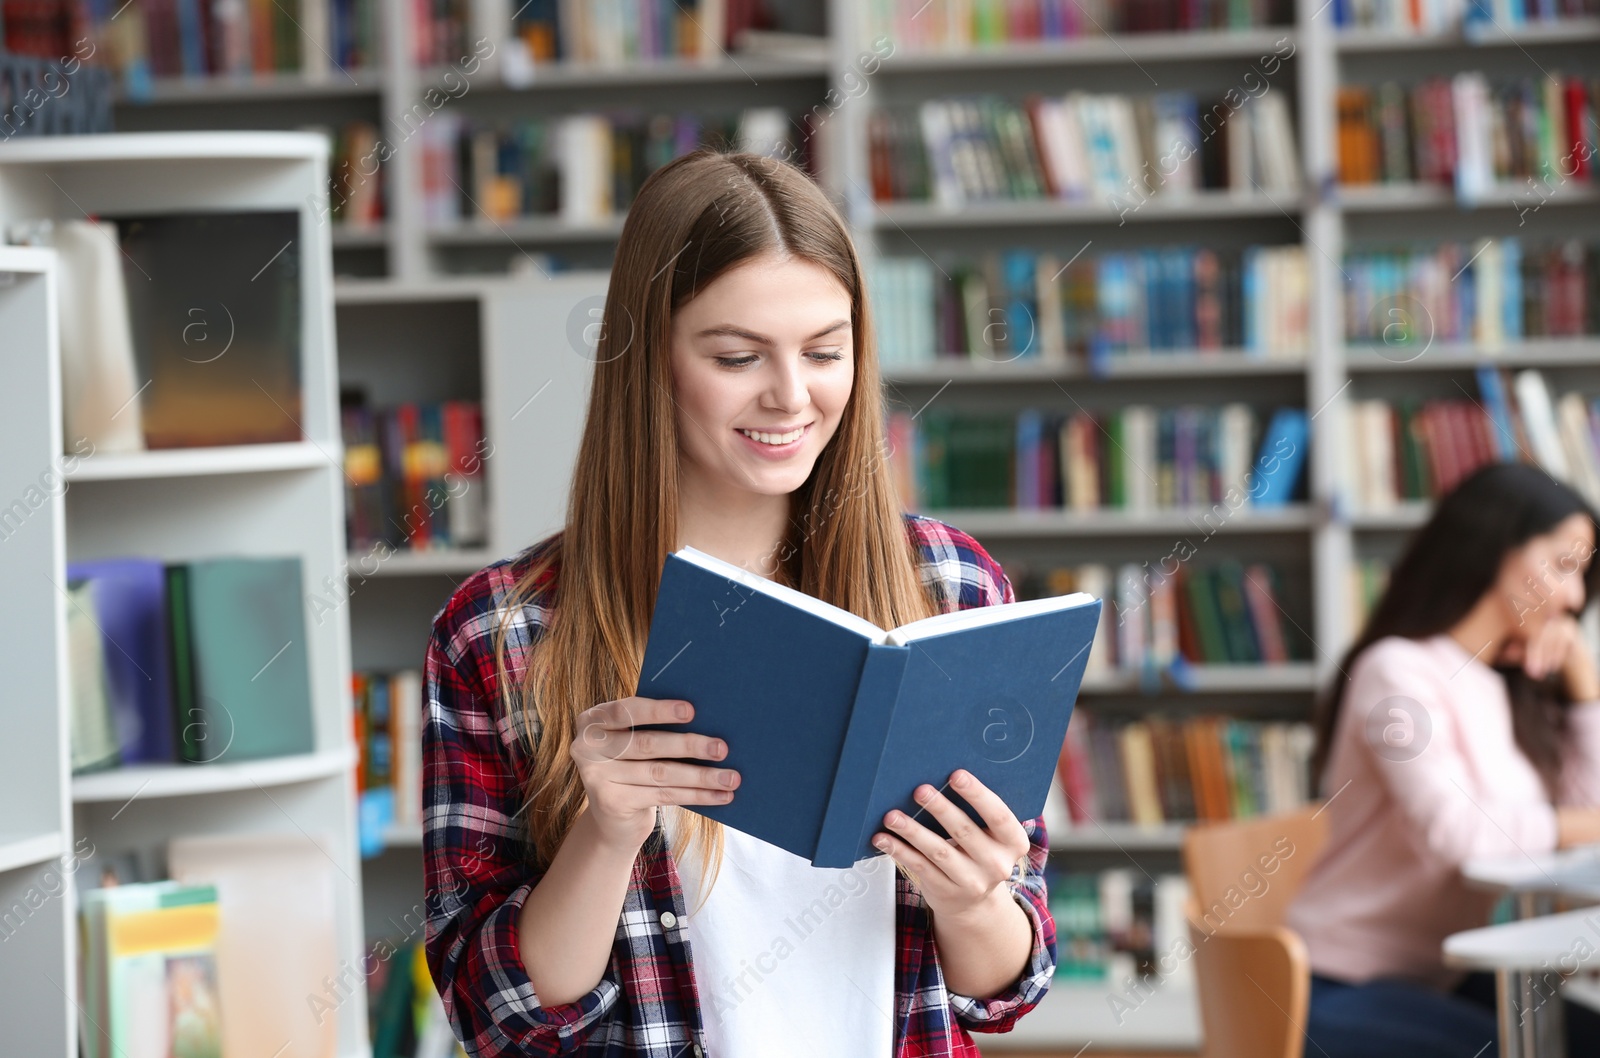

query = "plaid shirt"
422;512;1057;1057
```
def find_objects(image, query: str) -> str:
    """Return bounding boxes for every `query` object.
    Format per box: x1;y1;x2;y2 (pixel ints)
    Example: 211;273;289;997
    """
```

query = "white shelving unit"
0;245;75;1058
0;134;369;1058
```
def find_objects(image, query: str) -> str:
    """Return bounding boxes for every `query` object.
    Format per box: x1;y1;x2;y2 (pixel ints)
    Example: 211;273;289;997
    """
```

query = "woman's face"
1494;511;1596;636
668;253;855;502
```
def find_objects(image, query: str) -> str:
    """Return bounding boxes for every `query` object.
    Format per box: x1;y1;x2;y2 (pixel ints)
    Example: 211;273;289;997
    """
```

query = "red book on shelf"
1241;564;1289;664
1566;78;1591;182
1056;717;1100;824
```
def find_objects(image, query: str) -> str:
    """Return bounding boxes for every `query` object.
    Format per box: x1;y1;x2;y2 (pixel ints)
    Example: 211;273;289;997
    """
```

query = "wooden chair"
1180;805;1329;1058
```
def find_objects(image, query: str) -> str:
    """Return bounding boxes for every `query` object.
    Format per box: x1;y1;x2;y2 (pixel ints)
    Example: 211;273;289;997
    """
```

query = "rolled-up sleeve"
947;811;1057;1031
422;588;623;1056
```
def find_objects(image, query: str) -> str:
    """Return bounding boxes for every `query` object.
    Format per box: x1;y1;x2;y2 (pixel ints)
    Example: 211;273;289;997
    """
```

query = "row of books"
66;555;315;773
1045;867;1193;989
1049;559;1309;675
326;120;386;227
1343;239;1599;347
868;90;1301;207
76;833;341;1058
509;0;766;65
354;669;423;848
85;0;382;94
866;244;1311;366
1349;367;1600;509
1331;0;1600;31
340;395;488;554
885;404;1309;513
1055;710;1316;827
418;107;813;226
1336;75;1600;197
863;0;1292;53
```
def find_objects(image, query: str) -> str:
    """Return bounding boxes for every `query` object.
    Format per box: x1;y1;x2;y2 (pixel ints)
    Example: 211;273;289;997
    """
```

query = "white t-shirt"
672;817;898;1056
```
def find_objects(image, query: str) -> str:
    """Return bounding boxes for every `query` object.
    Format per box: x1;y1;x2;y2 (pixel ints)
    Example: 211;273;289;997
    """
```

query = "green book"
1184;568;1230;664
176;556;315;763
1212;560;1261;664
167;564;199;761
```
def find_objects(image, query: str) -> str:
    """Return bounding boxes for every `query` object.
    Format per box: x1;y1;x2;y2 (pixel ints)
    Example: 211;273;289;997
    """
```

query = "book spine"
813;642;912;868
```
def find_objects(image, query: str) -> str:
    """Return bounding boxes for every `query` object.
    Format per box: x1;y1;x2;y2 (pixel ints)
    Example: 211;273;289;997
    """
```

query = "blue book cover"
636;547;1102;867
65;557;176;764
1251;408;1309;507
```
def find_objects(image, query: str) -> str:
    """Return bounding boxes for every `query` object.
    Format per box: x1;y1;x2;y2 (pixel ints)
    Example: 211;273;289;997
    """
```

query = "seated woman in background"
1286;461;1600;1058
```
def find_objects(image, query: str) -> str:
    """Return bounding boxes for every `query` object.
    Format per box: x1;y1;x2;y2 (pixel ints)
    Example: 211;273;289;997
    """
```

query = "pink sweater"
1284;633;1600;989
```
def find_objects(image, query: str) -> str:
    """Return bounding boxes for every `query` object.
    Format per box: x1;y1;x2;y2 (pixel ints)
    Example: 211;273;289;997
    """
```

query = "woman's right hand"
568;696;741;852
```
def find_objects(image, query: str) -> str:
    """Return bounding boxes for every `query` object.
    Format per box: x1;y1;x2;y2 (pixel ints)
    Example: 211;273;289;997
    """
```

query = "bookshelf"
0;245;74;1057
0;134;369;1058
22;0;1600;1054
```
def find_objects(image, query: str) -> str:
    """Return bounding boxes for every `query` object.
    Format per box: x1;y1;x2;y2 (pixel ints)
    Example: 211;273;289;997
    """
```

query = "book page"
884;591;1096;645
673;546;888;642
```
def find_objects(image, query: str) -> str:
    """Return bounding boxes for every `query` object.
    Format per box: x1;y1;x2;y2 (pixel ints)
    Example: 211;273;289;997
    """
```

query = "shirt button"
660;911;677;929
692;1045;702;1058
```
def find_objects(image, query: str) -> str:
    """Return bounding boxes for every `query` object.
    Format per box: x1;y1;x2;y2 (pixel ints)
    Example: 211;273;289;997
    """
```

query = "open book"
635;546;1101;867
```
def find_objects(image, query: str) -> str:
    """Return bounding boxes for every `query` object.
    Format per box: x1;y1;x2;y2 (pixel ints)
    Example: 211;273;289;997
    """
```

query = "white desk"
1450;848;1600;1058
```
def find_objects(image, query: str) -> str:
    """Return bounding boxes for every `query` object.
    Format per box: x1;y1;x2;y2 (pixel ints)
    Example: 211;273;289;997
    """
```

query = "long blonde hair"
491;147;941;898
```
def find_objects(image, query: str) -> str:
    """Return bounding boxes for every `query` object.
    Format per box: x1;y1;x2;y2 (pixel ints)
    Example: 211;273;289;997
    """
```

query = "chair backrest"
1182;804;1328;933
1186;923;1312;1058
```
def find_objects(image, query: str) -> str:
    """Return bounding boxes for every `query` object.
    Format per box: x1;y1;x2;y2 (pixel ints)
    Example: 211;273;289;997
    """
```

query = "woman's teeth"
739;427;805;445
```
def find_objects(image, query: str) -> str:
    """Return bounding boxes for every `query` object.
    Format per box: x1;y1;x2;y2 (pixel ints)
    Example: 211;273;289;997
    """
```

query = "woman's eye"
808;350;846;362
714;354;759;368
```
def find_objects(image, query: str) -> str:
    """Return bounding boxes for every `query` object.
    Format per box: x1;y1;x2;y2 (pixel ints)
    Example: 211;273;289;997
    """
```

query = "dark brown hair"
1311;462;1600;798
489;148;942;890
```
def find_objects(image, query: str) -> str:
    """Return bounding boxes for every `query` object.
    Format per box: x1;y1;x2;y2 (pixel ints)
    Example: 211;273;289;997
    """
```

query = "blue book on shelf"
1476;365;1520;461
1251;408;1309;507
65;557;176;764
635;547;1102;867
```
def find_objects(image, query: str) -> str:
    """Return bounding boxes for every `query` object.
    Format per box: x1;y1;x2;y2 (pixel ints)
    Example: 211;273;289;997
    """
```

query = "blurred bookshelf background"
4;0;1600;1055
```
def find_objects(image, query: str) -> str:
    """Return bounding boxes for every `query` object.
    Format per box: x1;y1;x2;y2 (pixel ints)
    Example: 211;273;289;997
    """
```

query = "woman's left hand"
1505;612;1600;700
872;768;1030;922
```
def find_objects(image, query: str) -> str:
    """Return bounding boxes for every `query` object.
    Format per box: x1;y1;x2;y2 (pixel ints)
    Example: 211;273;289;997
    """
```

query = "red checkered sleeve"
422;564;623;1056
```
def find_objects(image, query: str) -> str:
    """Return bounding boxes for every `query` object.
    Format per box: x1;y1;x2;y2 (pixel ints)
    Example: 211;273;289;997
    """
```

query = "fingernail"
953;770;970;788
873;836;890;851
678;702;692;719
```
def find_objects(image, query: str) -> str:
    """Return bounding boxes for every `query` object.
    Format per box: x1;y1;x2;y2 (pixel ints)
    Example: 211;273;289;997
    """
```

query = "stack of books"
1349;367;1600;509
1046;866;1193;990
1344;239;1597;346
887;405;1309;514
353;669;423;839
341;395;488;554
65;555;316;773
85;0;382;93
419;108;816;226
864;0;1293;52
868;244;1311;366
1332;0;1600;32
869;89;1300;205
1055;710;1316;827
1336;75;1600;198
509;0;772;64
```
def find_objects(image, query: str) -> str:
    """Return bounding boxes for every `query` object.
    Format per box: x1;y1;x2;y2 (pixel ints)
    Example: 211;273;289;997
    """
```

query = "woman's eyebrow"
696;319;851;344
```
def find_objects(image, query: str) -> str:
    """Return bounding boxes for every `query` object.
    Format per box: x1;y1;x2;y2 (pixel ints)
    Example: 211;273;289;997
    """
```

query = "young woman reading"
1286;462;1600;1058
421;148;1057;1057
